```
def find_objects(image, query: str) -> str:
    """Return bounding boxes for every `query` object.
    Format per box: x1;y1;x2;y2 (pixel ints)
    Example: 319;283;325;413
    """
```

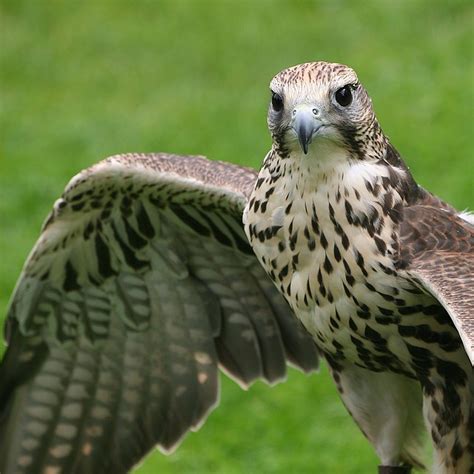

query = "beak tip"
294;113;321;155
298;137;310;155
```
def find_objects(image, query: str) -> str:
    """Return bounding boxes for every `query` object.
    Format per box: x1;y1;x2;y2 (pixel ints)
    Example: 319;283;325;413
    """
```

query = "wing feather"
399;195;474;364
0;153;318;474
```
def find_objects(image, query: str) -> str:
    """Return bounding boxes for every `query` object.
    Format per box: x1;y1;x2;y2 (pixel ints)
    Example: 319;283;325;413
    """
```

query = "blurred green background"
0;1;472;472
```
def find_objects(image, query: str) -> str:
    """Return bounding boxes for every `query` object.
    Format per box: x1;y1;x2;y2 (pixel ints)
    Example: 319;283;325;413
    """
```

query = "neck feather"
265;136;419;206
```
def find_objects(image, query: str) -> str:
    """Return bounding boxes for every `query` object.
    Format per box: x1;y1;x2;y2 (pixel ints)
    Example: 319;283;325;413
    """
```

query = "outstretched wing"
399;192;474;365
0;153;318;474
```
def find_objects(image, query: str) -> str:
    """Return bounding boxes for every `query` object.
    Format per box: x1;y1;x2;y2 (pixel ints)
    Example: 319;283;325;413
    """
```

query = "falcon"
0;61;472;474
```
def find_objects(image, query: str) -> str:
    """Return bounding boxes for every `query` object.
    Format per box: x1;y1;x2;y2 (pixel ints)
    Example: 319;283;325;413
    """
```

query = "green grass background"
1;1;472;472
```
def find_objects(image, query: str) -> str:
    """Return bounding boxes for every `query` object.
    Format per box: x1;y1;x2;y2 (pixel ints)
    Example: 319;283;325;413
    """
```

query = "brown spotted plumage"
1;62;473;474
0;153;318;473
245;62;473;473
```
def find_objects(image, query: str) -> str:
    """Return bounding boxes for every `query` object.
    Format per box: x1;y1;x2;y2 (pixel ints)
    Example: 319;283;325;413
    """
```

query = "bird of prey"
0;61;473;474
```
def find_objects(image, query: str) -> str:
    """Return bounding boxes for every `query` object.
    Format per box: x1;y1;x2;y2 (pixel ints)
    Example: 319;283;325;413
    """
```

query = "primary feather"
0;153;317;473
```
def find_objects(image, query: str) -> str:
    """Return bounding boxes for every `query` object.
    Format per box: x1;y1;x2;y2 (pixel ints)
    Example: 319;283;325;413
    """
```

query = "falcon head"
268;61;382;160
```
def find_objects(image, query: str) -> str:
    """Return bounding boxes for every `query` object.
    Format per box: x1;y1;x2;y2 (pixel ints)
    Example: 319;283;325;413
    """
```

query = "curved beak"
291;107;323;154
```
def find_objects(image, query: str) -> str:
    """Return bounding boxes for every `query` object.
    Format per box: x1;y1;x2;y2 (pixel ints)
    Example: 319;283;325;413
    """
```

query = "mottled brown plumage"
0;153;318;473
245;61;473;473
399;196;474;361
1;62;473;474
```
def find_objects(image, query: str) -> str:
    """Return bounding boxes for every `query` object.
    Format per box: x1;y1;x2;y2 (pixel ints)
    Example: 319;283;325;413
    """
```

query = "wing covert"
398;196;474;365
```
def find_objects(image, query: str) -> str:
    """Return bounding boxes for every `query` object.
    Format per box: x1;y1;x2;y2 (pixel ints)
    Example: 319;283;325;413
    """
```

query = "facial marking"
267;61;380;160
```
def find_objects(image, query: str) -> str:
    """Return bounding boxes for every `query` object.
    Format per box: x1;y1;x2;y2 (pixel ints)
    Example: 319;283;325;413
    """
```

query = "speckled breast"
243;156;460;373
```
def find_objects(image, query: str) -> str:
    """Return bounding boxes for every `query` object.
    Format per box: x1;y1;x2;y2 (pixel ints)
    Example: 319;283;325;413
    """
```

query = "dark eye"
335;85;353;107
271;91;284;112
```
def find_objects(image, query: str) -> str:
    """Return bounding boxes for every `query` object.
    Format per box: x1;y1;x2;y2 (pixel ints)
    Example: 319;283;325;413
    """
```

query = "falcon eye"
335;85;353;107
271;91;284;112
